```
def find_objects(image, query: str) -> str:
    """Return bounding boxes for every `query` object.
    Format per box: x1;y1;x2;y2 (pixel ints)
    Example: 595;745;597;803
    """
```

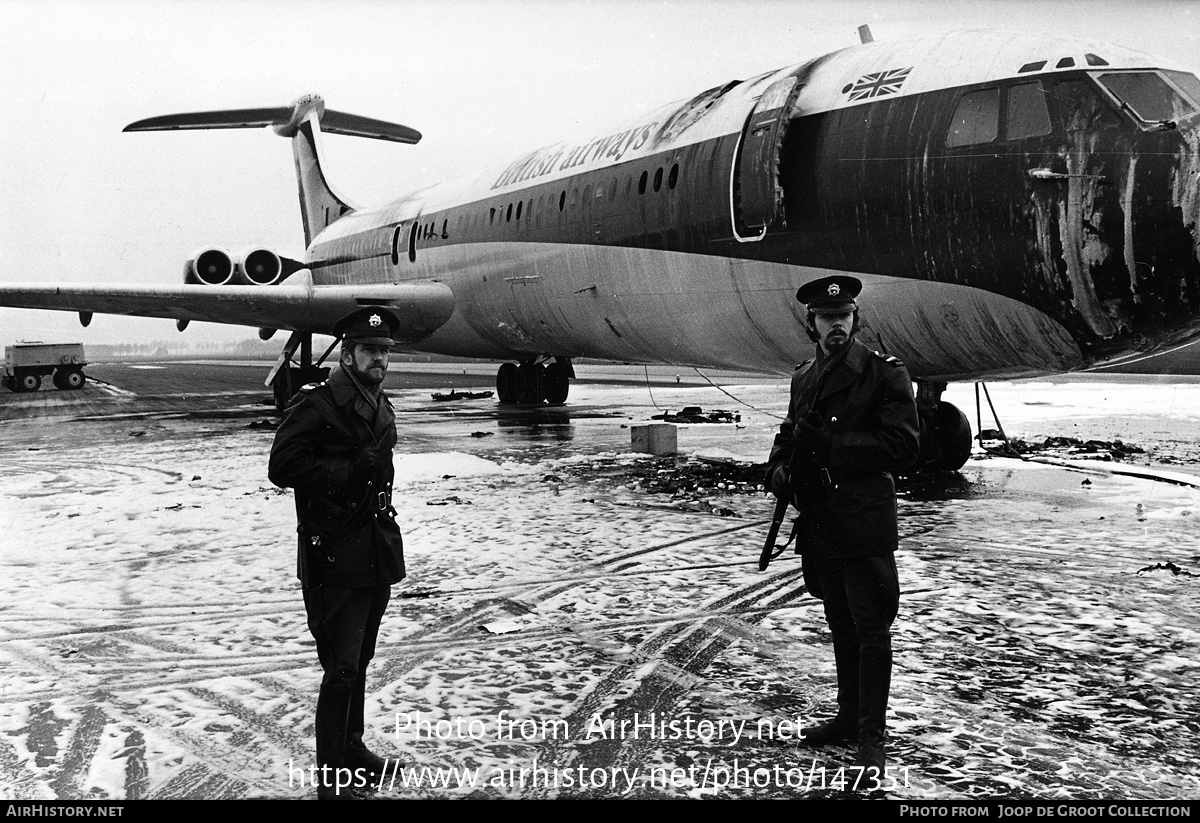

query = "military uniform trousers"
809;552;900;747
303;584;391;772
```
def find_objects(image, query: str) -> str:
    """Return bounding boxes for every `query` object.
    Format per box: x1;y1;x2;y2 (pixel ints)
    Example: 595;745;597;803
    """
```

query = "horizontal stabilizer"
321;111;421;144
123;107;294;132
123;96;421;145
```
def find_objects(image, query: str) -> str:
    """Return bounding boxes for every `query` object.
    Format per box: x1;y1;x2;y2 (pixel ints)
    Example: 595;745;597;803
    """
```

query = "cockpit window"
1006;82;1052;140
1095;71;1199;123
1164;71;1200;109
946;88;999;147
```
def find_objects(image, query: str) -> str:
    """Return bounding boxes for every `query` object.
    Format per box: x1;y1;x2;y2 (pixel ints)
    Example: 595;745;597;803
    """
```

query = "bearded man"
765;275;920;789
269;307;406;799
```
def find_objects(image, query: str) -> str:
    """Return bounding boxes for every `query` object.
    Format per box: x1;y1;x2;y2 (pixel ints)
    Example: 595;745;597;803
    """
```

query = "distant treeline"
81;339;490;364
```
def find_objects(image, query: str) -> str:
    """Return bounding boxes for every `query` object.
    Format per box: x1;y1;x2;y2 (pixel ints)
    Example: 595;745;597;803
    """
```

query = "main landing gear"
915;381;973;472
495;358;573;405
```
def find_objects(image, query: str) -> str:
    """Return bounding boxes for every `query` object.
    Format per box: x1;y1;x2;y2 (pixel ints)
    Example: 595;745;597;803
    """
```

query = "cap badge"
369;314;382;327
827;283;840;296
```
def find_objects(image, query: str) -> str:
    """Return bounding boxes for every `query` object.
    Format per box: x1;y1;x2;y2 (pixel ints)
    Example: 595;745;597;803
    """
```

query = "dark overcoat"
268;366;406;587
768;339;920;560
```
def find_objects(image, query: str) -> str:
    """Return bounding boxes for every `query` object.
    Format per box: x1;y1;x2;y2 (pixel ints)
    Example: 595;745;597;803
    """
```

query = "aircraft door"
733;76;803;236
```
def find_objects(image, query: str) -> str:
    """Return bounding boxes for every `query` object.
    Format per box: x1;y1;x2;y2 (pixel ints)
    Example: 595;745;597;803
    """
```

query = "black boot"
344;735;389;782
802;630;861;747
799;713;857;747
856;631;891;744
855;738;886;784
852;621;892;789
315;681;353;800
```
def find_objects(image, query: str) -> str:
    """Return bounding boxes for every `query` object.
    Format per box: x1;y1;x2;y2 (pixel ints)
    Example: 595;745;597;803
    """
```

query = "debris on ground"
431;390;495;402
650;406;741;424
1136;561;1198;577
985;435;1146;462
549;453;768;516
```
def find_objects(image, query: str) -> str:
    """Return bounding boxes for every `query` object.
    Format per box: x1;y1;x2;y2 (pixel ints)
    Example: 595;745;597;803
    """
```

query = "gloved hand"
794;411;832;466
767;464;791;499
353;445;383;479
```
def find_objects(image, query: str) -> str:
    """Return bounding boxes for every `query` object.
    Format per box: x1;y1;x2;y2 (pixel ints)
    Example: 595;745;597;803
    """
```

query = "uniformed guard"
765;275;920;790
268;306;406;799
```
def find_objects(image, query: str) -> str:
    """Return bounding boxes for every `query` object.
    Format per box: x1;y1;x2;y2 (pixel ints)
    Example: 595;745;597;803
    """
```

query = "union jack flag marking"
846;67;912;100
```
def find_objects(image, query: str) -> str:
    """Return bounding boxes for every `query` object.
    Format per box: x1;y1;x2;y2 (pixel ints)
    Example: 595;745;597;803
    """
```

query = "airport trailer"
2;342;88;392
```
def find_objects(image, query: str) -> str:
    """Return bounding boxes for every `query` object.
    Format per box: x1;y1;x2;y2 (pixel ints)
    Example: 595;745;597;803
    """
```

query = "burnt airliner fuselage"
306;31;1200;388
4;30;1199;466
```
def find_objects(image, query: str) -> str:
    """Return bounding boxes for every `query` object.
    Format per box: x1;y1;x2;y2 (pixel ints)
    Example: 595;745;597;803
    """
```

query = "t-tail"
123;94;421;244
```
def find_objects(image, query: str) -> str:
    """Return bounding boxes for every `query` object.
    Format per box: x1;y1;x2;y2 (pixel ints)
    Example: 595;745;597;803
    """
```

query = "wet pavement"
0;364;1197;799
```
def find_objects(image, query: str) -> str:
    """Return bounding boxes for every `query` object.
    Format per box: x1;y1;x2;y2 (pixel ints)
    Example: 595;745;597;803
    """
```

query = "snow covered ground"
0;377;1197;799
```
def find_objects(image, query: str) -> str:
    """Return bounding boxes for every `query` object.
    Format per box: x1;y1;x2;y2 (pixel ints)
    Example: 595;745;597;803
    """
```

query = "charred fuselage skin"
769;71;1200;365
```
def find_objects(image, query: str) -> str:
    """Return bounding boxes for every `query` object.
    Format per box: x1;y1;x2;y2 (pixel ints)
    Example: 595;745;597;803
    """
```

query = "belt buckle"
378;491;388;511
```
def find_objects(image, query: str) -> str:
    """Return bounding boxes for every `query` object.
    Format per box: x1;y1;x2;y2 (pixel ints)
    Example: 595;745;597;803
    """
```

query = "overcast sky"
1;0;1197;345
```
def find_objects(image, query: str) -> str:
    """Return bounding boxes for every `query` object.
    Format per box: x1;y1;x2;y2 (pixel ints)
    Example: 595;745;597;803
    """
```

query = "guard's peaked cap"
796;275;862;314
333;307;401;345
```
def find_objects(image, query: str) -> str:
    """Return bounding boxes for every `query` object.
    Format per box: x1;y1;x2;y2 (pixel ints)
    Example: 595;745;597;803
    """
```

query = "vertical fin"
285;103;355;244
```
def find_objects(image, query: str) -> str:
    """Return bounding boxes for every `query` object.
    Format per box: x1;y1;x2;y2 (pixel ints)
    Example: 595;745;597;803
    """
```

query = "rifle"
759;450;801;571
759;496;792;571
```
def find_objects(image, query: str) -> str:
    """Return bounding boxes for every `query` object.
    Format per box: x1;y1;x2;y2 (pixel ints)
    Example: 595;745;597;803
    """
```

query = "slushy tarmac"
0;363;1197;799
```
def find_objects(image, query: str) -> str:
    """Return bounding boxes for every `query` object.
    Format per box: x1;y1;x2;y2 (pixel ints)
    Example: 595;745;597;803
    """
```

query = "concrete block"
631;423;677;455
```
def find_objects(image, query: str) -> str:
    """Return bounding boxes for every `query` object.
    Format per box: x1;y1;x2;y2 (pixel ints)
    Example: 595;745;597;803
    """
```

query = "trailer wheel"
16;370;41;392
54;368;85;390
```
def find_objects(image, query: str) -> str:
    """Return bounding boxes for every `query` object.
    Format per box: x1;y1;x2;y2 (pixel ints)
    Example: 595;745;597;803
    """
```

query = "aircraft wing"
0;280;455;343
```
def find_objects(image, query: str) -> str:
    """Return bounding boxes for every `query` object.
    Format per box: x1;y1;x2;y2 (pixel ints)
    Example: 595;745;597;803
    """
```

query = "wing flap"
0;282;455;344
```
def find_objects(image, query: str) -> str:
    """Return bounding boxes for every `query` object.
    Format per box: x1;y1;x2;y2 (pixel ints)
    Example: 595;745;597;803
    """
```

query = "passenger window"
946;88;1000;147
1006;82;1051;139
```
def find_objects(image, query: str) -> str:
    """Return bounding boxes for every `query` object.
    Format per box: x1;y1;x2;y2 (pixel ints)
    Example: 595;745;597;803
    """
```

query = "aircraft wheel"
922;401;972;471
545;361;570;405
515;362;542;405
16;370;41;393
496;362;519;404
